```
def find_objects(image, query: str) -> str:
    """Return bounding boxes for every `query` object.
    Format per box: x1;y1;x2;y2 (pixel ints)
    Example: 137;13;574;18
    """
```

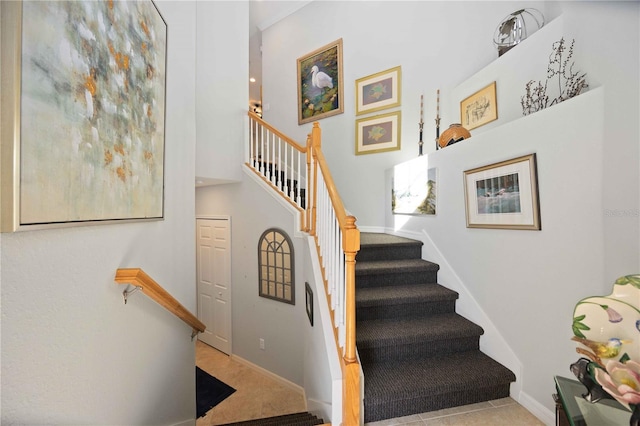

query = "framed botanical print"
355;111;401;155
355;66;401;115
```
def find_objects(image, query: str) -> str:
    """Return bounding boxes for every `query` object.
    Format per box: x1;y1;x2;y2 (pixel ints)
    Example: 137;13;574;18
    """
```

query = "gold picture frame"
1;0;167;232
297;39;344;125
463;154;541;230
355;66;401;116
460;81;498;131
355;111;401;155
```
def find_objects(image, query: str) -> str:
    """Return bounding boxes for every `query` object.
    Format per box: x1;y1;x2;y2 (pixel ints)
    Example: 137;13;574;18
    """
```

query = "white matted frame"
1;0;167;232
355;66;401;116
464;154;541;230
355;111;401;155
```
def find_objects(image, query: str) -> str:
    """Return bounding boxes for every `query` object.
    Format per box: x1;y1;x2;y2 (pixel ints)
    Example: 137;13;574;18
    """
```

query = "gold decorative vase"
438;124;471;148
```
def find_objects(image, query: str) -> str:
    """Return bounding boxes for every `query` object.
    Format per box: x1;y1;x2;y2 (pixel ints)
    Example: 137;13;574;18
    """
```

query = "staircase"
220;412;324;426
356;233;516;423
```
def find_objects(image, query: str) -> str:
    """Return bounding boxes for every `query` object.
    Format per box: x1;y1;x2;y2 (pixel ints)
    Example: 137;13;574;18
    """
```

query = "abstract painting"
2;0;166;230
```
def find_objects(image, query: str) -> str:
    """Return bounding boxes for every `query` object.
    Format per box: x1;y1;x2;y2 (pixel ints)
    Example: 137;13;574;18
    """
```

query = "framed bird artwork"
297;38;344;125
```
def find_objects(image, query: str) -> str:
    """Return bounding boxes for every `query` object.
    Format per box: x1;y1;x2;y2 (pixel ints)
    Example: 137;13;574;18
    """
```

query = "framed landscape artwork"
392;158;437;215
1;0;167;232
460;81;498;131
355;66;401;116
463;154;541;230
355;111;401;155
297;38;344;125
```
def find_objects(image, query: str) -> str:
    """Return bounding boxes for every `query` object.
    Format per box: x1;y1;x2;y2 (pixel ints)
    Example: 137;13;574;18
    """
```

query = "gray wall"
195;175;309;386
1;2;198;424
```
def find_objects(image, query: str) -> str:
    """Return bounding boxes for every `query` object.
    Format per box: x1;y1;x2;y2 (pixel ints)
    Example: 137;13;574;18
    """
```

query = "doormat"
196;366;236;418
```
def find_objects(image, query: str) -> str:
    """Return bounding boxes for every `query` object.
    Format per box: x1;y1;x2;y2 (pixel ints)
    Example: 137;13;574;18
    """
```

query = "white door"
196;218;231;354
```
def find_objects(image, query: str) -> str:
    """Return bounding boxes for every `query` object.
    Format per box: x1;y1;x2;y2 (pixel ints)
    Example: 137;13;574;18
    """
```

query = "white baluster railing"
246;113;360;425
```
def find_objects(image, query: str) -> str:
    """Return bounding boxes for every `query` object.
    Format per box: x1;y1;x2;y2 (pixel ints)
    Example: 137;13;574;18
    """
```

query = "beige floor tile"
195;341;306;425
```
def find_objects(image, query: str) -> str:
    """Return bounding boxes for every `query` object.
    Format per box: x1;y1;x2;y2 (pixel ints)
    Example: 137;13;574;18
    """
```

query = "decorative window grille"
258;228;294;304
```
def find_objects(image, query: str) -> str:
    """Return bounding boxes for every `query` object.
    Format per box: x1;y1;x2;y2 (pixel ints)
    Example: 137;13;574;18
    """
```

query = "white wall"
1;2;198;424
195;1;248;185
259;0;640;423
261;1;548;226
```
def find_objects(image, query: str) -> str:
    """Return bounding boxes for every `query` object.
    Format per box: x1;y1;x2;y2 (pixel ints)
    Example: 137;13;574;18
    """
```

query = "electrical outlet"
259;338;265;350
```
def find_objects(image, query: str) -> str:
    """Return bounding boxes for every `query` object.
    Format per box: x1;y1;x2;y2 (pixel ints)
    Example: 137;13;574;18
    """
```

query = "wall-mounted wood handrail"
114;268;205;337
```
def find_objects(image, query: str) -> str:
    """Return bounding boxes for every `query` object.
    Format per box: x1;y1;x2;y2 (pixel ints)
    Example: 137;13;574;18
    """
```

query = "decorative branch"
521;38;588;116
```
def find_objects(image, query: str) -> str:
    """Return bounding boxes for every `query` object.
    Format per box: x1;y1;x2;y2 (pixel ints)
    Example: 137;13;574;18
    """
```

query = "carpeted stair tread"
357;313;484;348
219;411;324;426
363;351;515;398
356;283;458;306
363;351;515;421
360;232;422;247
356;258;439;275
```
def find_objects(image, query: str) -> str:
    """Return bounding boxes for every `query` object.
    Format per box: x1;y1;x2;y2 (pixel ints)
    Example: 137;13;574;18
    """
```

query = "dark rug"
196;366;236;418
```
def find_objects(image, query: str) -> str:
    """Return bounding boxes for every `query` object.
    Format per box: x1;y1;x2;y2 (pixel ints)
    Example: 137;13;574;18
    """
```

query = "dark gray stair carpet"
357;233;423;262
356;232;515;423
356;284;458;320
356;259;440;288
363;351;516;422
357;314;483;364
219;412;324;426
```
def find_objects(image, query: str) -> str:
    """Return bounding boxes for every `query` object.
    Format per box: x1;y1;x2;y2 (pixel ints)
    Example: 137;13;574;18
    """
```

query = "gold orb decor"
438;124;471;148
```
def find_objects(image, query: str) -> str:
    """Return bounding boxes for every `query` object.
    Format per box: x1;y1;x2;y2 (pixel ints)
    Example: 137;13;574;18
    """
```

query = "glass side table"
554;375;631;426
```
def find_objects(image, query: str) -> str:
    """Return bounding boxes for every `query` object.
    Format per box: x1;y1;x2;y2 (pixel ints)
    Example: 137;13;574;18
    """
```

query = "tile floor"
195;341;544;425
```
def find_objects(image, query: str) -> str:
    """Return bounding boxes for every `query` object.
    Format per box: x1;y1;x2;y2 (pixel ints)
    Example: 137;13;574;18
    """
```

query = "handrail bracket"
122;285;143;304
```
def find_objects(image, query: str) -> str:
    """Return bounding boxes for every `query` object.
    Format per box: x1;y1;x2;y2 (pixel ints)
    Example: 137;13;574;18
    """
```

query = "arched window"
258;228;294;304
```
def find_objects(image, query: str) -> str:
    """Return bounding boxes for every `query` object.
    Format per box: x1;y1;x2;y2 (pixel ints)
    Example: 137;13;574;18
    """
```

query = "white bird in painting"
311;65;333;89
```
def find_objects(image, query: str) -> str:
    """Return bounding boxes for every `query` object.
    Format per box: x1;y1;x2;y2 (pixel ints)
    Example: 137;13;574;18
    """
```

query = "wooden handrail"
114;268;205;337
309;123;360;425
249;111;307;152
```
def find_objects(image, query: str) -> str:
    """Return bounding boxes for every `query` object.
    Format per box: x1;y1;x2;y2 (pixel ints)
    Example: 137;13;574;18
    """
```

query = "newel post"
305;134;313;233
343;215;359;363
309;123;321;237
343;215;360;425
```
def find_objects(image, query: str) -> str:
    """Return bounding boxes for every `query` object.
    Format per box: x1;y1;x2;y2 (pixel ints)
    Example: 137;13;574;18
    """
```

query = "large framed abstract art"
1;0;167;232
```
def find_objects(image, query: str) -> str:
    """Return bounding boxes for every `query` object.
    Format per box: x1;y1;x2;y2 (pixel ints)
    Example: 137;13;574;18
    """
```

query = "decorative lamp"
438;124;471;148
493;8;544;56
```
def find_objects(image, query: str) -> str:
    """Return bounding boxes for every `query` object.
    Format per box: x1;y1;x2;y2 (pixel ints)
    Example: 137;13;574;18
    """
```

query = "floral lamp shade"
571;274;640;421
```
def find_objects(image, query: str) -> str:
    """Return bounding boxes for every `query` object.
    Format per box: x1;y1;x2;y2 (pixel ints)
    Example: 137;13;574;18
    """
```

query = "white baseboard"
517;390;555;426
230;354;306;400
